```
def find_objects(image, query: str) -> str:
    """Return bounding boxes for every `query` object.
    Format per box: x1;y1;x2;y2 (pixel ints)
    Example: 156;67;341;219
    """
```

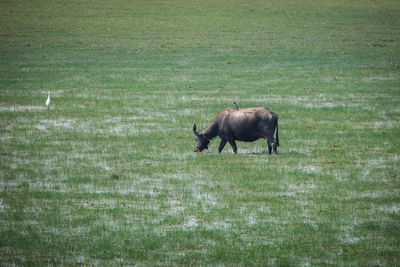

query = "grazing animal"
46;91;50;109
193;106;279;154
233;102;239;110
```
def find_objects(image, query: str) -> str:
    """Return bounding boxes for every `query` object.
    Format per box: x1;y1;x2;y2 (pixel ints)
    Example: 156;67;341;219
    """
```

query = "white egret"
46;91;50;109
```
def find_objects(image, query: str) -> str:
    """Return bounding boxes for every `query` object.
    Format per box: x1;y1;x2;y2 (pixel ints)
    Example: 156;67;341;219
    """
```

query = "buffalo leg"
265;138;272;154
267;136;277;154
228;139;237;153
268;142;272;155
218;139;227;153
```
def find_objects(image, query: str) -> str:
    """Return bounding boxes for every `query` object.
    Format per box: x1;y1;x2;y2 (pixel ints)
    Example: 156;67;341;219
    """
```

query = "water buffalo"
193;106;279;154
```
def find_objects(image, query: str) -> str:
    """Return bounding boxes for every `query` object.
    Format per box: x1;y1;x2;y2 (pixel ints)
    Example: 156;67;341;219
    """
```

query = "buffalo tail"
275;116;279;146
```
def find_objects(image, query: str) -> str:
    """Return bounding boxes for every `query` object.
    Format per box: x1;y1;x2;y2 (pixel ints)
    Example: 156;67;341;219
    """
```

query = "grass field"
1;0;399;265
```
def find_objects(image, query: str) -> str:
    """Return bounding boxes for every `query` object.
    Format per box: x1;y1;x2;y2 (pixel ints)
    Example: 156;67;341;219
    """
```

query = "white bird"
46;91;50;109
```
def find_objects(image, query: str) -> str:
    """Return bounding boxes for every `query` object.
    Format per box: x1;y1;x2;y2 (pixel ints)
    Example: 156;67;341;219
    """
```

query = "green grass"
1;0;399;265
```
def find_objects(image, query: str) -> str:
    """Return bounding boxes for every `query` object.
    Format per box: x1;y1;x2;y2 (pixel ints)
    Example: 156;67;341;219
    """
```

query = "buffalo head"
192;122;210;152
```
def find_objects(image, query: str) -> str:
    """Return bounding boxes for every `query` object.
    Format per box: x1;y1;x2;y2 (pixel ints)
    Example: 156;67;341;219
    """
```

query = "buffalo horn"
192;122;197;133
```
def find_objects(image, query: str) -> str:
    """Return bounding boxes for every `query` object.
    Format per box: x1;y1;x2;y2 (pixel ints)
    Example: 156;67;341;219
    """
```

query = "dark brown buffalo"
193;106;279;154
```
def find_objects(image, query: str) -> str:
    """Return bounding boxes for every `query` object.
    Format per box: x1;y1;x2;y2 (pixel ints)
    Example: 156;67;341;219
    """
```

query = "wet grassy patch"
1;0;399;265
